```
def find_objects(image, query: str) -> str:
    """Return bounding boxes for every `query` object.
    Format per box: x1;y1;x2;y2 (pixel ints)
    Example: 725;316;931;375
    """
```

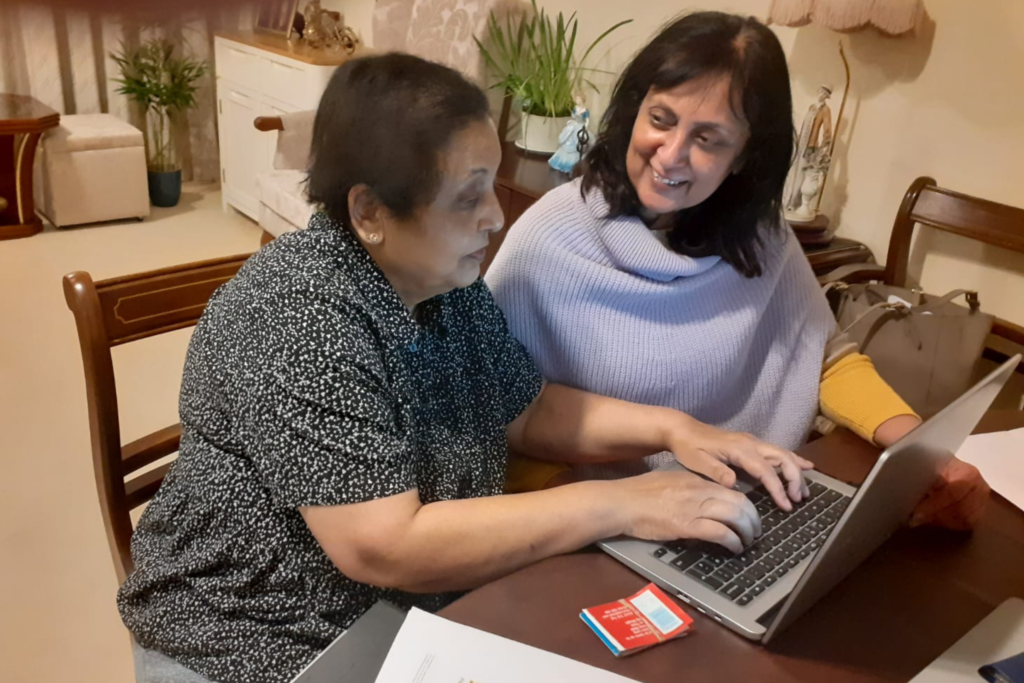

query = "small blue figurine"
548;103;590;174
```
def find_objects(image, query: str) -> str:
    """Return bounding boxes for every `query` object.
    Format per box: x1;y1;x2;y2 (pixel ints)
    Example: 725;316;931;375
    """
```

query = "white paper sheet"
374;608;639;683
955;427;1024;512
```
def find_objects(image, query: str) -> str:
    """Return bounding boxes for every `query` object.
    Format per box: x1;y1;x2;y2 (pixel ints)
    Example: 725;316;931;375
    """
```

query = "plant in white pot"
111;38;207;207
476;0;630;155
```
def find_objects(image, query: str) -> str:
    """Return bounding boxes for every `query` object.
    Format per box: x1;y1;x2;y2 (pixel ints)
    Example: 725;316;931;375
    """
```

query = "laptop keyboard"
652;480;852;607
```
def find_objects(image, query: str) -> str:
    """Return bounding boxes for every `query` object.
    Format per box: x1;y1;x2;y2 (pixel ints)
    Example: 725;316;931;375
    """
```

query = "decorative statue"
785;84;833;222
302;0;360;54
302;0;327;48
548;103;590;174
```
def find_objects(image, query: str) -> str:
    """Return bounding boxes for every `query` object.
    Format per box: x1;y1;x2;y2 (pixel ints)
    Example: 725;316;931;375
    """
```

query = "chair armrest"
254;116;284;132
817;263;885;285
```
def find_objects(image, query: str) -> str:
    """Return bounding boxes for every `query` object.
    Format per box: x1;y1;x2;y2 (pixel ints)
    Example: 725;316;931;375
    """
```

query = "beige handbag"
824;279;994;418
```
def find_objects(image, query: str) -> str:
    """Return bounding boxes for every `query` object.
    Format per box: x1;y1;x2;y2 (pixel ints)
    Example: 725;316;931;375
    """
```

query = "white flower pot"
518;113;570;155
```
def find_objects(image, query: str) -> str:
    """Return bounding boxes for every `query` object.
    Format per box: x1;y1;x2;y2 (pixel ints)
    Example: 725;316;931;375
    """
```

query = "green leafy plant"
111;39;208;173
475;0;631;118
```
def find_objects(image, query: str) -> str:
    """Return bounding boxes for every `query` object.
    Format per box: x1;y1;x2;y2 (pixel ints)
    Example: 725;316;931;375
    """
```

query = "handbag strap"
840;300;908;335
916;289;981;313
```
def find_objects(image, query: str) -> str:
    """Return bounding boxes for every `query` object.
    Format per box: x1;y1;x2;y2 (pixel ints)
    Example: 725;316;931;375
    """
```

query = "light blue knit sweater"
486;179;836;478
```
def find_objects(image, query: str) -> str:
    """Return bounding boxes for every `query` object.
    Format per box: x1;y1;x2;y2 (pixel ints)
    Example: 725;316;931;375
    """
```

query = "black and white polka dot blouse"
117;213;543;683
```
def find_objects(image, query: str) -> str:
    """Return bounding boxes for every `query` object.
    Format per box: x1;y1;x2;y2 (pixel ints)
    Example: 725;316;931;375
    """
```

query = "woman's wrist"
873;414;922;448
657;408;701;453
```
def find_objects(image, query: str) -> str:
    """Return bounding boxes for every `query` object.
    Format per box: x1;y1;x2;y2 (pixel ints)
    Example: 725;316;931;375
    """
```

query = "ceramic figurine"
548;104;590;174
785;84;833;222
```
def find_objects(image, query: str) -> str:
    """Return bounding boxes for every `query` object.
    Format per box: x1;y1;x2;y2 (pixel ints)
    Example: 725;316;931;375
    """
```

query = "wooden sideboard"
0;94;59;240
484;141;874;275
214;31;355;221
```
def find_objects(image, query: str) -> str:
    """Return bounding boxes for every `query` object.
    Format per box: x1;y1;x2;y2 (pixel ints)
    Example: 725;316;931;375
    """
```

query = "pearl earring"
366;233;382;244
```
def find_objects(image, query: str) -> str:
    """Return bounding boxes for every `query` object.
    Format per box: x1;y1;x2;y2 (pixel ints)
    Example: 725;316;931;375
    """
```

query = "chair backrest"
885;176;1024;359
63;254;250;583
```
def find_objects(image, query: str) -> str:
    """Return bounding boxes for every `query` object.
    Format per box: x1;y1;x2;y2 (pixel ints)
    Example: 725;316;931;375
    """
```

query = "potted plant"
111;38;207;207
476;0;630;154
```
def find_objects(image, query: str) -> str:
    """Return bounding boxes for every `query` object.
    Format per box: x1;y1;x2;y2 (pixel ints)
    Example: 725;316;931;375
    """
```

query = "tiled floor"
0;187;262;683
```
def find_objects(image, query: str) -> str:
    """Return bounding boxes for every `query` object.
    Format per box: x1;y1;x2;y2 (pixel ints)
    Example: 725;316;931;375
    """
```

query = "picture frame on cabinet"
255;0;299;36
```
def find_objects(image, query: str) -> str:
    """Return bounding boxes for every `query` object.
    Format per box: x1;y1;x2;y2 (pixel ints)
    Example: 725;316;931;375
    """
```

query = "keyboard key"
783;539;803;555
755;500;774;516
778;519;800;536
721;582;746;601
808;482;827;498
835;498;851;512
664;541;688;553
821;489;842;505
764;510;787;526
808;500;829;516
774;564;789;577
715;567;736;582
733;575;755;589
745;489;765;505
724;560;745;574
735;553;756;567
746;564;768;580
736;594;753;606
794;530;814;545
786;557;801;570
694;560;715;574
706;554;727;567
671;549;705;570
761;531;785;549
763;574;777;586
808;518;830;533
695;573;724;590
653;547;668;559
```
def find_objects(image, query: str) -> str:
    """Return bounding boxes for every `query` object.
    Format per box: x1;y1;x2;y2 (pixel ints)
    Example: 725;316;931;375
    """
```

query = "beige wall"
333;0;1024;325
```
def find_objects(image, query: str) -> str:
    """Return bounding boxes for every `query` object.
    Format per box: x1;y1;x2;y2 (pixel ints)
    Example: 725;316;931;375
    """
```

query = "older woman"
118;54;814;683
486;13;988;527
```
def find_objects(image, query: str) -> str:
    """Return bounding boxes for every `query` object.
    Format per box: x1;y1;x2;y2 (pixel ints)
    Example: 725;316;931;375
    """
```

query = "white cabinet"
214;33;343;221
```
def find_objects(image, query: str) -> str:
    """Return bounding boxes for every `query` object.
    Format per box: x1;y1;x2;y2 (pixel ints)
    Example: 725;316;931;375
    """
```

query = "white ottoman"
33;114;150;227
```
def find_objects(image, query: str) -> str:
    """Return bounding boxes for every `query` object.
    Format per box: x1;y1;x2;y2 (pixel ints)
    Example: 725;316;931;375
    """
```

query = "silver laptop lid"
762;355;1020;644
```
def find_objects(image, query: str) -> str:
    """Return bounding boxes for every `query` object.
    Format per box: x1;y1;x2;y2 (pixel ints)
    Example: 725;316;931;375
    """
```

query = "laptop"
599;355;1020;644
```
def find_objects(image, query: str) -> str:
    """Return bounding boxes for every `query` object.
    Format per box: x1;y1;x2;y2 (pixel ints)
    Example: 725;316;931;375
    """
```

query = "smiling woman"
487;12;989;519
581;12;794;278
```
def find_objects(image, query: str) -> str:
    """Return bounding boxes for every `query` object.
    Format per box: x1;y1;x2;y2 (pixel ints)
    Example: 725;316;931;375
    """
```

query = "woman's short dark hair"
579;12;794;278
307;53;490;226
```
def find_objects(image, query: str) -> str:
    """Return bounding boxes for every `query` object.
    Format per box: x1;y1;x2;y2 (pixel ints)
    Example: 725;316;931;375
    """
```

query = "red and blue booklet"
580;583;694;657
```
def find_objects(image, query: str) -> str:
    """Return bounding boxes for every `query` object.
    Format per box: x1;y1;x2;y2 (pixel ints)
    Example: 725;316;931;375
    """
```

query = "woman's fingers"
698;494;760;546
687;518;744;554
679;450;737;489
762;446;808;502
730;453;792;512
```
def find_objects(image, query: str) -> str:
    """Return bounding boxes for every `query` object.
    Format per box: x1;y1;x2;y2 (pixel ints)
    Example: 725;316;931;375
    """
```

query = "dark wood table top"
441;411;1024;683
0;94;60;135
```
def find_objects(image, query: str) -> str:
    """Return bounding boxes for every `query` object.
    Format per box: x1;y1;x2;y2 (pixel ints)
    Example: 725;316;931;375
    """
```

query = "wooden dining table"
440;410;1024;683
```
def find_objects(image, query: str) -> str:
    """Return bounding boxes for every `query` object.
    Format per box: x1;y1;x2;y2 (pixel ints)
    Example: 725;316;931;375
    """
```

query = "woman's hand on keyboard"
616;470;761;553
664;417;813;512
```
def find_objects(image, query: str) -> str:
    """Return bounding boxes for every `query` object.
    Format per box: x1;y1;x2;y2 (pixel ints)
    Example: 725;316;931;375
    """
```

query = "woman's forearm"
305;480;627;594
509;383;684;464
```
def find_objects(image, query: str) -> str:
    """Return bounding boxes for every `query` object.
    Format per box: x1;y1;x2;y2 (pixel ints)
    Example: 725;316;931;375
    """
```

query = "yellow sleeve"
819;353;918;446
504;454;570;494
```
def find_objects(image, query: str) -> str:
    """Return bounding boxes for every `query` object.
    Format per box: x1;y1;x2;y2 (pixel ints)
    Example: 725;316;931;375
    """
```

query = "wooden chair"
63;254;250;582
828;176;1024;372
